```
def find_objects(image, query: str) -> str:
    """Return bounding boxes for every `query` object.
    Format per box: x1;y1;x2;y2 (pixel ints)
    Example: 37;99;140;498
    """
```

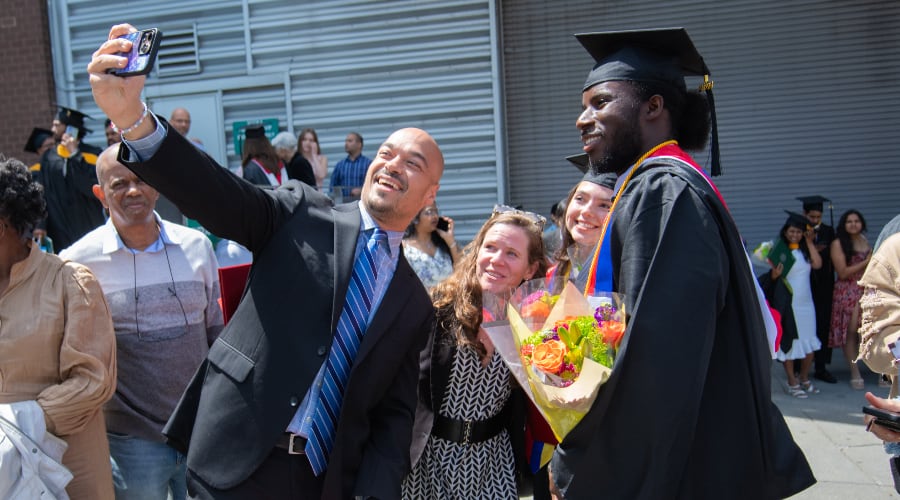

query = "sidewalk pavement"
773;351;899;498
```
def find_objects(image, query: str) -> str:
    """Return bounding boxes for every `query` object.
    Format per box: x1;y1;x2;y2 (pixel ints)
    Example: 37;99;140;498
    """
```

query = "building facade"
7;0;898;244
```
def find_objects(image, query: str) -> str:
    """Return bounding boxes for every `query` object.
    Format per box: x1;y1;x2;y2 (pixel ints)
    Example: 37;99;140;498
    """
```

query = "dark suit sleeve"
118;123;299;252
354;309;433;499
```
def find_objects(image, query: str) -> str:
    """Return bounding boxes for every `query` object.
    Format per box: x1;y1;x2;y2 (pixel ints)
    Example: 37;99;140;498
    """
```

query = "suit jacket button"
317;345;327;356
289;396;299;407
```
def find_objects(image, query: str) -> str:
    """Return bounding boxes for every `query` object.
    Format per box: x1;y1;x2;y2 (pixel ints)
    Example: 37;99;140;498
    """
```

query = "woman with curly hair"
403;208;547;499
829;209;872;389
0;156;116;498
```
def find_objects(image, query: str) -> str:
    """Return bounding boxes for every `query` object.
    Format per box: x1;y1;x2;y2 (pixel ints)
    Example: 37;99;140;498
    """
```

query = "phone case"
113;29;162;77
437;218;449;231
864;406;900;432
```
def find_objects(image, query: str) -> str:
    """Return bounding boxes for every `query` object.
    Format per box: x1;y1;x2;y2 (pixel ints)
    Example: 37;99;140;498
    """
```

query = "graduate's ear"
645;94;665;119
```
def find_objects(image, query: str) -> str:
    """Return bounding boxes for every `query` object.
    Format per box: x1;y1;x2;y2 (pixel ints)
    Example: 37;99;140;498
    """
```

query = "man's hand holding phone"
87;24;155;141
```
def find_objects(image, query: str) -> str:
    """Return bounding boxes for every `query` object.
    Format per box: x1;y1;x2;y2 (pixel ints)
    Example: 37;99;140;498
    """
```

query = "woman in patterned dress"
403;209;548;499
828;209;871;389
402;203;460;288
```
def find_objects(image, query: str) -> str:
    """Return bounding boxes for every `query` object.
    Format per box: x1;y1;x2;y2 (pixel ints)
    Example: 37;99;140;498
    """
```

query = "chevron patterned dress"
402;345;517;499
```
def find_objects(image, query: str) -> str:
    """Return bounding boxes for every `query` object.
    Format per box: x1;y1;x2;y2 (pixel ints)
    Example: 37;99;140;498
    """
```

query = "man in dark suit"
88;24;444;499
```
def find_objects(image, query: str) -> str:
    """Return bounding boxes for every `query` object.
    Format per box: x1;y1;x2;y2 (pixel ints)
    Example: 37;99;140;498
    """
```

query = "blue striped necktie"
306;228;387;475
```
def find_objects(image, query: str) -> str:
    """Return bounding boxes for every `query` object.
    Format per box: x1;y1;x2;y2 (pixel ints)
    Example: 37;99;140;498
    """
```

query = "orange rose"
521;300;550;321
600;321;626;348
532;339;567;374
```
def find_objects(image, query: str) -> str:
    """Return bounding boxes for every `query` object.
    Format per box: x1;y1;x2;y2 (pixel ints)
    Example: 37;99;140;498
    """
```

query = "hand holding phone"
109;28;162;77
437;217;450;232
864;406;900;433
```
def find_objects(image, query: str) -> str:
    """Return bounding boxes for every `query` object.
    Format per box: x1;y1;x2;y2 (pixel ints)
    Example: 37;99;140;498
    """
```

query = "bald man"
89;23;445;499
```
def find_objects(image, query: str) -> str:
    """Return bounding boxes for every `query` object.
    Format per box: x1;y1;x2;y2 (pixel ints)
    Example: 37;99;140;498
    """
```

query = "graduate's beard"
587;116;644;176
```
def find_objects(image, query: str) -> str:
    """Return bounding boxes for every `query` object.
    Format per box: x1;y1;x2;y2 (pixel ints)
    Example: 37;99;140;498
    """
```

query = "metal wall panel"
49;0;502;241
501;0;900;249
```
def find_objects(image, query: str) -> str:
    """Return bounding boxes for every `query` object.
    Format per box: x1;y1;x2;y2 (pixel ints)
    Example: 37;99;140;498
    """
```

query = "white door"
149;93;226;166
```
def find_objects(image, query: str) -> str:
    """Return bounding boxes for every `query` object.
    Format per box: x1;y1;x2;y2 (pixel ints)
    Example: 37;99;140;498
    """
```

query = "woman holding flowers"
402;208;547;499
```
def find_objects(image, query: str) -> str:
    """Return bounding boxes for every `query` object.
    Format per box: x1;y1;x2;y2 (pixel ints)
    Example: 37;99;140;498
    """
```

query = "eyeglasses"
421;208;440;217
492;204;547;228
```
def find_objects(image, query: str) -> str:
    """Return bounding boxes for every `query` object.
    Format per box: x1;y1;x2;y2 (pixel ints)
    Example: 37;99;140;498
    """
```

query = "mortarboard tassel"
700;75;721;176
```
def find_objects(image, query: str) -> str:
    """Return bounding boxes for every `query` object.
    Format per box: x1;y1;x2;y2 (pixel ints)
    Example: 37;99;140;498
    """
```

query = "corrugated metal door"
501;0;900;247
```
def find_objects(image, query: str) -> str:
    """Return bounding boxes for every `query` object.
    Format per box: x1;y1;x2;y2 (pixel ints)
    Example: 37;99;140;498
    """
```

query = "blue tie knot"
370;228;388;254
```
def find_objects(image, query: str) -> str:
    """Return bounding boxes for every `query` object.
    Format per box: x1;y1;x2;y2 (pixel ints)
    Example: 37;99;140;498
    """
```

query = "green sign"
233;118;279;156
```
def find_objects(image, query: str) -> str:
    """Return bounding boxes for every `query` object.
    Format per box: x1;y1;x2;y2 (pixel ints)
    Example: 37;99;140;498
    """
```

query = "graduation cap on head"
796;195;829;212
783;210;811;230
55;106;92;133
575;27;721;176
796;194;834;228
566;153;618;191
24;127;53;154
244;124;266;139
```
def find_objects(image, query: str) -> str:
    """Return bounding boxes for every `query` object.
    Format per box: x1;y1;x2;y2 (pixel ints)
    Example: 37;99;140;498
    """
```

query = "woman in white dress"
769;212;823;397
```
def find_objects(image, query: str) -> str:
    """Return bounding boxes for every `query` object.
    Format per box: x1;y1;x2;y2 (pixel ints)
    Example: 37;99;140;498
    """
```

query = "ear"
645;94;665;119
423;184;439;207
524;260;541;281
92;184;108;207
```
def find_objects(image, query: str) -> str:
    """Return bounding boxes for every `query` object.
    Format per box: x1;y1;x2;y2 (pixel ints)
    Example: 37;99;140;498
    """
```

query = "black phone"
437;217;450;231
864;406;900;432
110;28;162;77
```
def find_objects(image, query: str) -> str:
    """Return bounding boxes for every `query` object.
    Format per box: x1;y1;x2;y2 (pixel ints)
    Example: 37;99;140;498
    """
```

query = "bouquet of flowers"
483;279;626;442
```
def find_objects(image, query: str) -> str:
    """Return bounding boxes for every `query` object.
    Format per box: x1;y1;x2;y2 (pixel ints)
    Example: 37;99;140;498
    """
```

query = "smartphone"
437;217;450;231
64;125;79;139
109;28;162;77
889;341;900;361
864;406;900;432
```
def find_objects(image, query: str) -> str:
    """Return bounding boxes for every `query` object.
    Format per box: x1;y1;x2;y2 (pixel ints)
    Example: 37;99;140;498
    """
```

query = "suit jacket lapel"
355;253;416;363
331;203;361;332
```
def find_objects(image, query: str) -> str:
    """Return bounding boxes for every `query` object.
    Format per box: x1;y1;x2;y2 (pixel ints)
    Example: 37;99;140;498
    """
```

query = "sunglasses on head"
492;204;546;229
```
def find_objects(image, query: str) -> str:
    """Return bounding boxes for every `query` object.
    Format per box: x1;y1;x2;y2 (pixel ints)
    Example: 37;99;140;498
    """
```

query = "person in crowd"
549;28;814;498
34;106;106;252
859;214;900;398
299;127;329;189
23;126;56;171
240;124;289;187
402;203;460;288
797;195;838;384
105;118;121;146
169;107;205;149
542;197;567;263
403;207;547;499
548;169;616;291
60;146;224;500
330;131;371;198
829;209;872;389
759;211;823;398
89;23;445;498
0;156;116;499
272;131;316;186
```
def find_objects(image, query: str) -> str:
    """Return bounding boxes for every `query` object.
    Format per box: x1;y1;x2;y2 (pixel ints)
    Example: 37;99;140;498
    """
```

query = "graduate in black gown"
33;107;105;252
549;28;815;499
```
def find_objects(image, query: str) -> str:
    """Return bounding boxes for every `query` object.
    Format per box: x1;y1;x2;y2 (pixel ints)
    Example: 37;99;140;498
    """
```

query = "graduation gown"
34;145;105;252
552;145;815;499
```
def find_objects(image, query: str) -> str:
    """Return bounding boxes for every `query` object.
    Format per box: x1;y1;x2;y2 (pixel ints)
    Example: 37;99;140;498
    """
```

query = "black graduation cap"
796;195;829;212
566;153;590;173
566;153;618;191
24;127;53;154
575;27;721;176
56;106;92;133
783;210;811;230
245;124;267;139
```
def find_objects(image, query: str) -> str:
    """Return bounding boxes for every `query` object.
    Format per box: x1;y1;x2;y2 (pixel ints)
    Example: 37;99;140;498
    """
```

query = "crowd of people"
30;20;900;500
